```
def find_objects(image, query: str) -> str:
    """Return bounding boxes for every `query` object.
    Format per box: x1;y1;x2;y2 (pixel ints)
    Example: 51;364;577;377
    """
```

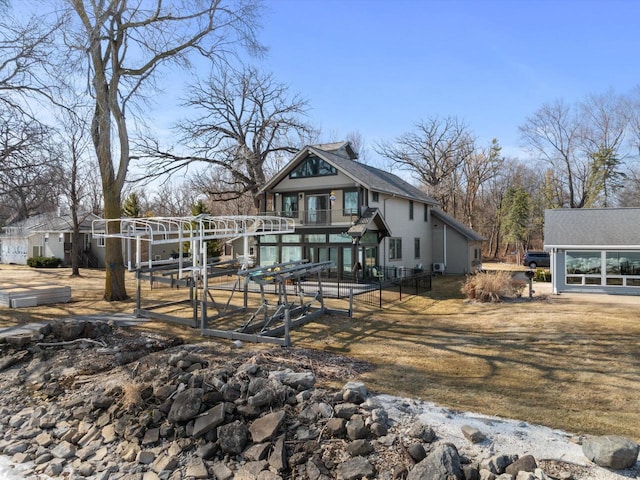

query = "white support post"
136;236;142;270
243;235;249;269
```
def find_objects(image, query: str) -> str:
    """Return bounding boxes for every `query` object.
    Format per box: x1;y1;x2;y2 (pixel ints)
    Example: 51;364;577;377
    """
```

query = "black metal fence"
207;269;432;311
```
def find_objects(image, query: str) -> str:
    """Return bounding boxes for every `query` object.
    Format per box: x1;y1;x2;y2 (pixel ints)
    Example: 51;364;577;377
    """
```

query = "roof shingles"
544;208;640;247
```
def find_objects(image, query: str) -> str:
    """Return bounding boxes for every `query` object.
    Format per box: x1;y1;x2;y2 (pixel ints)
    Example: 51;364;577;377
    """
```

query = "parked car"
523;251;550;268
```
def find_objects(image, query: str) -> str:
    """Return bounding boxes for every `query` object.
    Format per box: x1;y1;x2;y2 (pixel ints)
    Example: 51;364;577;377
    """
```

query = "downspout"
443;224;447;268
382;197;388;270
551;248;558;295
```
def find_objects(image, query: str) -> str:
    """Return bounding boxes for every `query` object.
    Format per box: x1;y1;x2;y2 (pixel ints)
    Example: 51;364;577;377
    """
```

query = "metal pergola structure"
91;215;347;345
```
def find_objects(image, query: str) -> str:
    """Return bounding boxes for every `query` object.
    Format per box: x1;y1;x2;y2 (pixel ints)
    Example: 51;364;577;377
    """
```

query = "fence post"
378;281;382;308
399;280;402;301
349;288;353;318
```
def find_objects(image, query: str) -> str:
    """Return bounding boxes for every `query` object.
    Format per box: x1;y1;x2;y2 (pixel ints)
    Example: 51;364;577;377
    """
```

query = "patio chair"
371;267;385;282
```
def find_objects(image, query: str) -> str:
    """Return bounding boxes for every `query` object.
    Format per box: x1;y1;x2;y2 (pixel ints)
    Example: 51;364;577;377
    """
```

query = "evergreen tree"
189;200;222;259
121;193;141;218
501;187;532;260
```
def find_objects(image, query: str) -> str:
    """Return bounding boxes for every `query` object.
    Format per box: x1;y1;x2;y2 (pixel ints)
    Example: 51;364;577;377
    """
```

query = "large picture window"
289;155;337;178
606;251;640;275
565;250;640;288
566;251;601;274
389;238;402;260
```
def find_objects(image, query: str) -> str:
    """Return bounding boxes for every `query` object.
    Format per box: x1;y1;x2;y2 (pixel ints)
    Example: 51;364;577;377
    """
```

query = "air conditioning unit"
433;263;445;273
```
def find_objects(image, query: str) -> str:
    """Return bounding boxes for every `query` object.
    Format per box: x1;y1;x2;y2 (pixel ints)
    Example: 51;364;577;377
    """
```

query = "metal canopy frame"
91;215;347;345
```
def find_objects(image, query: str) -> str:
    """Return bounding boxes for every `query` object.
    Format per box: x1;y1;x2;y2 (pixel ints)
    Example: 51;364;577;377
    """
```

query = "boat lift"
91;215;348;345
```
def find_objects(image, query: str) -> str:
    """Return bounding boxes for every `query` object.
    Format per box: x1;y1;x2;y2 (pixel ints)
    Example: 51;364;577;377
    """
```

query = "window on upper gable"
372;192;379;202
409;201;414;220
289;155;337;178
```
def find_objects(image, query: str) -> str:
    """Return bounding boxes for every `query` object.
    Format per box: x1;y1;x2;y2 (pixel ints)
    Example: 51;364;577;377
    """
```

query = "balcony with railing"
262;209;359;227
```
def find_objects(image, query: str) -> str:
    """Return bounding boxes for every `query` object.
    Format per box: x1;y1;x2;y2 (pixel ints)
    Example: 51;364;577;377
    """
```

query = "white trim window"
389;238;402;260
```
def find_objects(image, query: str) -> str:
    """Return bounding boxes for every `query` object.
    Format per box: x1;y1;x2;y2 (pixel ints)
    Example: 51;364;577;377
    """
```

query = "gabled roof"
260;142;439;206
431;209;486;242
347;207;392;238
544;208;640;248
2;211;100;236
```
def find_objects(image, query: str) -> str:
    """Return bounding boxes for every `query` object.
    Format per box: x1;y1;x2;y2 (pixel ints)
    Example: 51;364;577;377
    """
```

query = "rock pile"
0;319;637;479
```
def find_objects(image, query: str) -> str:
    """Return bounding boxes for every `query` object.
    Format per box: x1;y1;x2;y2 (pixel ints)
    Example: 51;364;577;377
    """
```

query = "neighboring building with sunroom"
544;208;640;295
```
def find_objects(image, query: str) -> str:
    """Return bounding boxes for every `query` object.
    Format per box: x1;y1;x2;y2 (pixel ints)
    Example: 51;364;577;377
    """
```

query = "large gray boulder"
249;410;285;443
582;435;639;469
407;443;464;480
167;388;203;423
218;420;248;455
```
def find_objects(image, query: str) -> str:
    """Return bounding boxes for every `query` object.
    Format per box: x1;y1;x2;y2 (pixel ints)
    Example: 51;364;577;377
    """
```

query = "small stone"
51;441;76;459
101;424;117;443
336;455;375;479
185;457;209;478
249;411;286;443
137;450;156;464
505;455;537;476
407;443;426;462
346;439;373;457
462;425;486;444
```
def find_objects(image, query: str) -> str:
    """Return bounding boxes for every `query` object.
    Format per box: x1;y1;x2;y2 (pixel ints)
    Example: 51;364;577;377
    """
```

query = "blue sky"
251;0;640;160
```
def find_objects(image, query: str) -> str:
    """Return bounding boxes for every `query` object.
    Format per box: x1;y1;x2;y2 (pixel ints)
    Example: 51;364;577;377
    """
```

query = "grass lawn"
1;264;639;440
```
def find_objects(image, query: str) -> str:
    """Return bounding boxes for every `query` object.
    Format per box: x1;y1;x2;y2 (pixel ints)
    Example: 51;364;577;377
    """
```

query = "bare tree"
461;138;504;229
0;11;62;116
375;116;475;212
57;106;95;276
579;91;629;206
63;0;263;301
519;96;631;209
0;109;64;222
475;159;542;259
346;130;368;163
140;65;314;210
147;182;198;217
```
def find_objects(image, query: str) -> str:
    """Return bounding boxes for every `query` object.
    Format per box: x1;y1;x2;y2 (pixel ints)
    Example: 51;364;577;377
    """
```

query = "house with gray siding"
544;208;640;295
256;141;484;278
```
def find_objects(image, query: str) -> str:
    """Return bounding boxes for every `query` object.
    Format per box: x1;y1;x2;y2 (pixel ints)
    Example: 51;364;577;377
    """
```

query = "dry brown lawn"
1;264;639;441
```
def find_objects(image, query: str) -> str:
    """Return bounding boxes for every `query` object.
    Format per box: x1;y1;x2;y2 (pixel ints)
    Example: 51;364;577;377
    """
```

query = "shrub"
535;268;551;282
27;256;62;268
461;270;515;302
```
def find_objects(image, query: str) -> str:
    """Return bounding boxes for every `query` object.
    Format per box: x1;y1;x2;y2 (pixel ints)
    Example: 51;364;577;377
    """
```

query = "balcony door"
306;194;329;225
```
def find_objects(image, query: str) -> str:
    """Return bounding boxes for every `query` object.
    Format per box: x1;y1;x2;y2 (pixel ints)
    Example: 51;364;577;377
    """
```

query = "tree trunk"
71;214;80;277
103;185;128;301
